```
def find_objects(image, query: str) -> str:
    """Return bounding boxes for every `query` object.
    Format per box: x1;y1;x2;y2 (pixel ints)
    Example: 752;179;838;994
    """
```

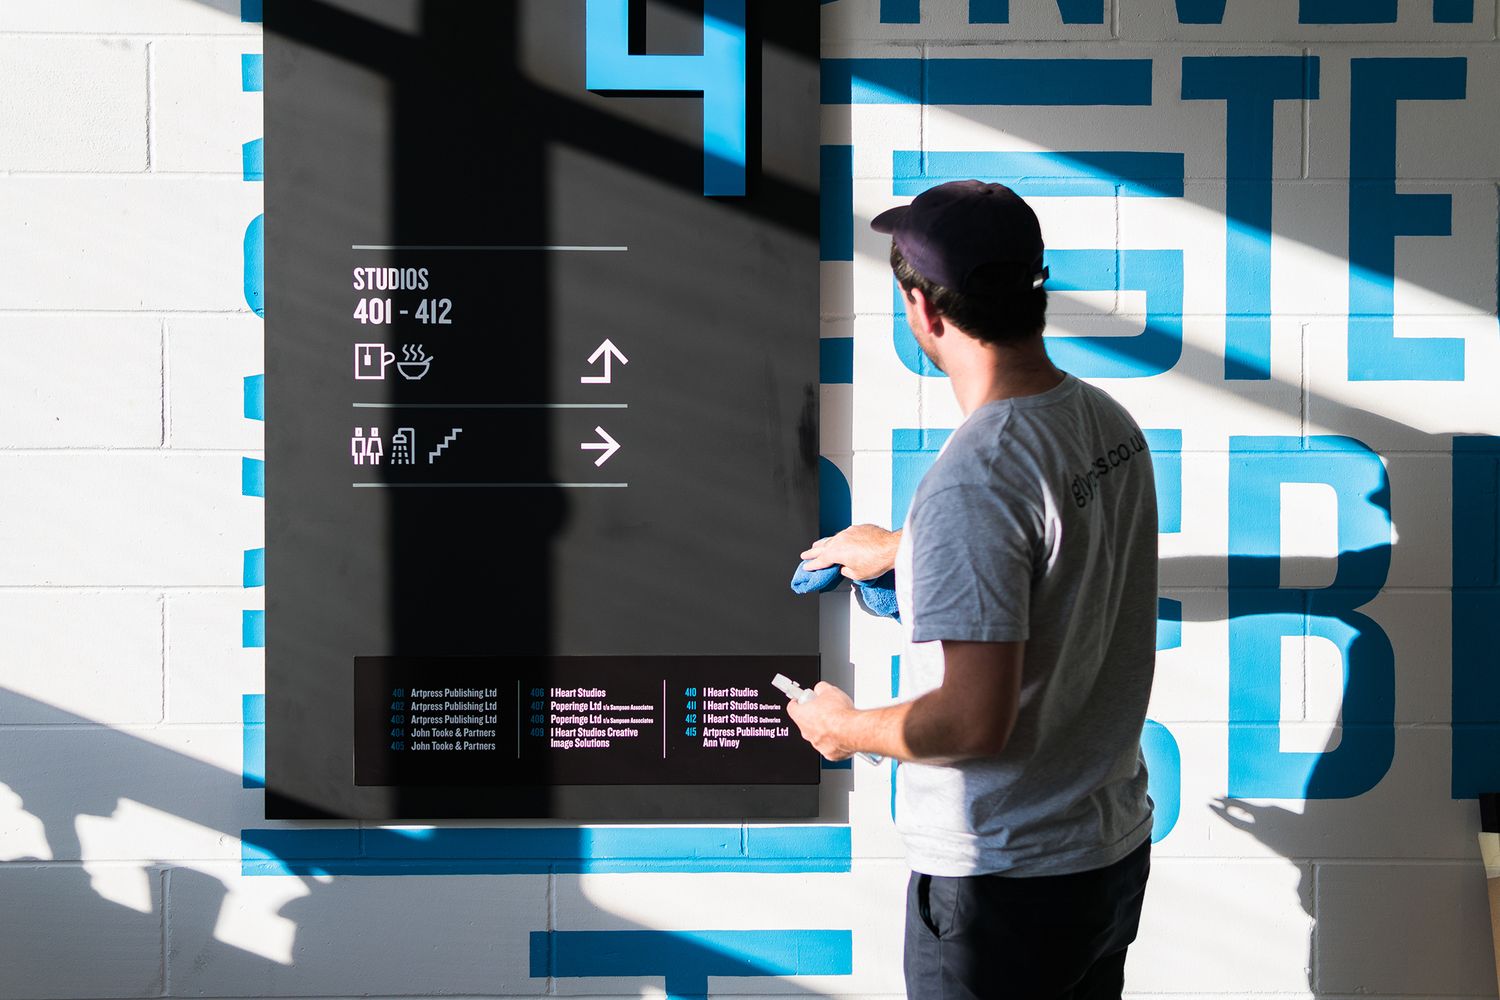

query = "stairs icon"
428;428;463;464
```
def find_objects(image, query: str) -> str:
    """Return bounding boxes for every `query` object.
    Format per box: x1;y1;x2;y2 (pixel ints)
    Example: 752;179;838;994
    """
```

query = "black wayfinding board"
263;0;820;819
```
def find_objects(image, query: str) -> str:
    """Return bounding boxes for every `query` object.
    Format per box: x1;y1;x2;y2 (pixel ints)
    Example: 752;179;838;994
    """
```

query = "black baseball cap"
871;180;1047;295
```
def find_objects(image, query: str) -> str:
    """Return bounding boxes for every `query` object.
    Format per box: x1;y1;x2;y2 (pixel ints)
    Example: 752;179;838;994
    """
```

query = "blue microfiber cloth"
852;570;899;620
790;561;900;622
789;561;843;595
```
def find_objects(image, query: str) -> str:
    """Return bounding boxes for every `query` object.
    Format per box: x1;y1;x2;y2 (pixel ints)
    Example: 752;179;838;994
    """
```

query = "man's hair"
890;242;1047;345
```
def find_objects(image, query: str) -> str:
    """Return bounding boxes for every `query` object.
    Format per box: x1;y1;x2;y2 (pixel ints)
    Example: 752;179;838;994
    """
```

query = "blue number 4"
585;0;748;196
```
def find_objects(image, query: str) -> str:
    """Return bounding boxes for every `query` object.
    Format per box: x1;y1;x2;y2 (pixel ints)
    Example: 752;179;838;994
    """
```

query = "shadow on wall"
1210;772;1492;991
0;687;299;992
0;686;846;996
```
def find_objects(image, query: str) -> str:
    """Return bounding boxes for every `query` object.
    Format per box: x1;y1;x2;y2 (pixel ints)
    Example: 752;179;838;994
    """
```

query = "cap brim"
870;204;909;234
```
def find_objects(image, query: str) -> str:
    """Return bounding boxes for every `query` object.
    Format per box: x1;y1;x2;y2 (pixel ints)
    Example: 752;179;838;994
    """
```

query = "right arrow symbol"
581;425;621;467
581;339;629;384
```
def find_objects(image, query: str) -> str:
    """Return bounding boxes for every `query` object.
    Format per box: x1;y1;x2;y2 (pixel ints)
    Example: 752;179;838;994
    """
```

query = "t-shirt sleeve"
907;482;1037;644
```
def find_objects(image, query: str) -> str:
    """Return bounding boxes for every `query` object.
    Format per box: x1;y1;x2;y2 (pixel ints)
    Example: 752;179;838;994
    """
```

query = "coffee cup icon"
355;343;396;380
398;344;433;381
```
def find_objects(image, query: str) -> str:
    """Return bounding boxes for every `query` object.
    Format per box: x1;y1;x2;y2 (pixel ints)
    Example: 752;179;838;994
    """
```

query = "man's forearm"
786;644;1021;764
836;692;1006;765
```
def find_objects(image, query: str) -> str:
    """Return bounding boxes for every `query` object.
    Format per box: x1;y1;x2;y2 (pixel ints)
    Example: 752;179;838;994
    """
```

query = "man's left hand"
800;524;900;581
785;681;858;761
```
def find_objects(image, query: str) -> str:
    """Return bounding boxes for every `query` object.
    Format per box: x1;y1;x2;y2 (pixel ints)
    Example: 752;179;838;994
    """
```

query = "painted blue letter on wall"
1177;0;1438;21
880;0;1104;23
1182;56;1320;381
1227;437;1394;799
1348;58;1466;381
1453;437;1500;797
531;929;852;999
892;250;1183;380
586;0;746;196
1142;720;1181;842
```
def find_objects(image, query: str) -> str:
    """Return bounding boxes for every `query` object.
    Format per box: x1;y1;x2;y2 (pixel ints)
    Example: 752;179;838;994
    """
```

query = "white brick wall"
0;315;164;447
0;37;149;172
1;0;1498;997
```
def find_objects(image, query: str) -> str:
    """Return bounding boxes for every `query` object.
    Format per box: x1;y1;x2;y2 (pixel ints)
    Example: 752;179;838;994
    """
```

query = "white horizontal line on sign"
350;244;628;252
351;403;628;409
352;483;629;488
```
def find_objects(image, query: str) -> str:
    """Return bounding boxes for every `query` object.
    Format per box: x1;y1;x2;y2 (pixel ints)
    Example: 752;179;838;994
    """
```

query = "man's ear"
907;286;944;336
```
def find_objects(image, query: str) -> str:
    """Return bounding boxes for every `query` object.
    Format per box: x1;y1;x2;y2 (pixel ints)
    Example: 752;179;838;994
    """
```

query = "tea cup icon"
355;343;396;380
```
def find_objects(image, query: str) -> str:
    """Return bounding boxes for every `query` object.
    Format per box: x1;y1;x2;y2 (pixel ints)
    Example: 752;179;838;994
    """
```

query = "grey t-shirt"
893;373;1158;877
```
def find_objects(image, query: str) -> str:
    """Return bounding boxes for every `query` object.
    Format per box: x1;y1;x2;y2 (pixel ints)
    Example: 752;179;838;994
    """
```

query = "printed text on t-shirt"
1069;431;1148;509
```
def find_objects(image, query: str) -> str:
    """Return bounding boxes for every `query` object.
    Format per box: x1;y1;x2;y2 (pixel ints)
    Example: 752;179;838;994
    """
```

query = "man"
787;180;1158;1000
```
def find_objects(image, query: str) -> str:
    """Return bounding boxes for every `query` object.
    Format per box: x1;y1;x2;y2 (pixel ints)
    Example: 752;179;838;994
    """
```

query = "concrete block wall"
1;0;1498;996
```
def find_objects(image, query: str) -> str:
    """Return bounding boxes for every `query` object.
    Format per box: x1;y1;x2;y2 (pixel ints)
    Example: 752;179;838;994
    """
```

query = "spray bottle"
772;673;884;765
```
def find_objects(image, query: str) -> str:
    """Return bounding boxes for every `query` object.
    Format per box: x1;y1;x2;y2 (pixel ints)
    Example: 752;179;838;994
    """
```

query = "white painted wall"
1;0;1497;997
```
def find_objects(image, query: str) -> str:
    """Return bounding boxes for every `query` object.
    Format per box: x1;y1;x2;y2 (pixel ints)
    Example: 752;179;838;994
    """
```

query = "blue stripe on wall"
242;610;265;649
969;0;1009;20
1452;436;1500;797
820;337;854;385
1145;428;1183;533
241;53;263;93
245;214;265;317
892;428;955;528
242;694;265;789
241;0;263;23
927;59;1151;105
244;374;264;421
1055;0;1107;21
893;150;1185;199
242;138;263;182
242;457;264;498
880;0;921;22
1434;0;1475;21
530;929;853;998
1141;720;1181;842
876;0;1104;22
1169;0;1455;20
822;58;1150;106
820;145;854;262
1157;598;1183;651
1175;0;1228;21
1301;0;1396;21
243;548;265;588
818;457;852;538
891;655;902;821
241;825;853;876
821;59;922;104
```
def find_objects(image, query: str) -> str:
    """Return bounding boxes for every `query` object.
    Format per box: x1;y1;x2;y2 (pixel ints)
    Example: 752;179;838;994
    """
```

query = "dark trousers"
903;839;1151;1000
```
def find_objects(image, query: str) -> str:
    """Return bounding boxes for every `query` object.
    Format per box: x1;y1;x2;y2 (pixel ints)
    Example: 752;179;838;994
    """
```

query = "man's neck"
945;332;1065;416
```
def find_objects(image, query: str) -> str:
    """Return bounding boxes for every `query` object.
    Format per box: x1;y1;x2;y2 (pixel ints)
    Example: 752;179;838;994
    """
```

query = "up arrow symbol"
581;426;621;467
581;339;629;384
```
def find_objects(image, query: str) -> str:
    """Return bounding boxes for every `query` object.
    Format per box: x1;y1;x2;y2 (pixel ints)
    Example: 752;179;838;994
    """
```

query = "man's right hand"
800;524;901;582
